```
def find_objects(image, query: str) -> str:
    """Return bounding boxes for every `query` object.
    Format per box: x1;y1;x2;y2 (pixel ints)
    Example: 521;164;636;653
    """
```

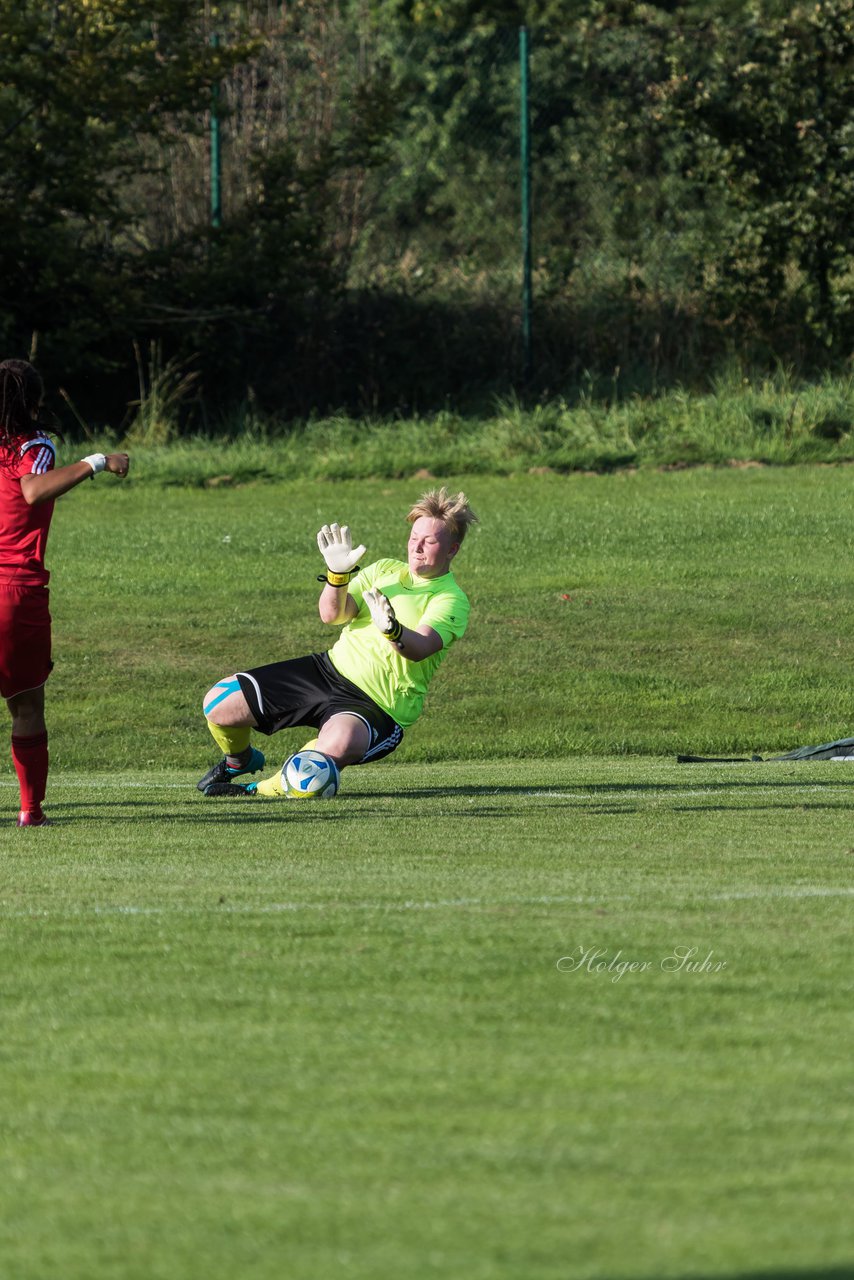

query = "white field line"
1;886;852;922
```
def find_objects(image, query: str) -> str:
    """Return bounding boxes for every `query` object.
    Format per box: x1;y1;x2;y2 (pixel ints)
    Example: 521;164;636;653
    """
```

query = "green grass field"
1;464;853;1278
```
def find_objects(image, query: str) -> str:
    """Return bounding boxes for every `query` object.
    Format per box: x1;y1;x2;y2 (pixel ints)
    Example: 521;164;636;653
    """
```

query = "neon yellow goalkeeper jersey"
327;558;470;727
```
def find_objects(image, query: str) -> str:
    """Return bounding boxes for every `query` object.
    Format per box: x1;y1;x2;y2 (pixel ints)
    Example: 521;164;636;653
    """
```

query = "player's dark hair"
0;358;61;444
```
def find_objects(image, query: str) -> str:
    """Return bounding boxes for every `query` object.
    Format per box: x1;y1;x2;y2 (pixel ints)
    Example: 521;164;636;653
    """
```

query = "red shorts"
0;584;52;700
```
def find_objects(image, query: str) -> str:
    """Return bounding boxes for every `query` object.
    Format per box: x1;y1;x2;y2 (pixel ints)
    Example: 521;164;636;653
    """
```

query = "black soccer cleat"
203;781;257;798
196;747;266;792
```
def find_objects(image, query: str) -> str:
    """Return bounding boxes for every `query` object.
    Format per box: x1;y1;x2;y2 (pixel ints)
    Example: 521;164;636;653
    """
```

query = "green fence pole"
519;25;532;382
210;32;222;229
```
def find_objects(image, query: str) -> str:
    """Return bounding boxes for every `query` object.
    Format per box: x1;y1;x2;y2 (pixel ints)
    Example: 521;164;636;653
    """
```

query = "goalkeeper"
198;487;477;797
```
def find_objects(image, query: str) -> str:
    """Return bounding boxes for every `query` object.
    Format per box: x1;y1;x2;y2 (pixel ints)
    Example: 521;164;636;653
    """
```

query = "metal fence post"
210;32;222;229
519;25;533;382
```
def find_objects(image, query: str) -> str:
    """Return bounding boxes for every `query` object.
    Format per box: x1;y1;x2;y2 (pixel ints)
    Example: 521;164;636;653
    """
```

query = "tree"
0;1;405;421
654;0;854;347
0;0;246;404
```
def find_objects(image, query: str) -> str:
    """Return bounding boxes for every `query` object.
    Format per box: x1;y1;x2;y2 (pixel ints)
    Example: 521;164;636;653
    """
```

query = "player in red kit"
0;359;129;826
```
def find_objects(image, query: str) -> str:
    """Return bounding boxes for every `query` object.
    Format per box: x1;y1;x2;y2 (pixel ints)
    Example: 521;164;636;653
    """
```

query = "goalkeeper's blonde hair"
407;487;479;545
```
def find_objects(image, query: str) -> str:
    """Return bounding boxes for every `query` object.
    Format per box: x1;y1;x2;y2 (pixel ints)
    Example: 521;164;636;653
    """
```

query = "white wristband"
83;453;107;475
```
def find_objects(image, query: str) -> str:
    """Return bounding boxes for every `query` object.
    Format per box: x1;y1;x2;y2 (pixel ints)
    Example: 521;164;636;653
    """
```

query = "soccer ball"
281;749;340;800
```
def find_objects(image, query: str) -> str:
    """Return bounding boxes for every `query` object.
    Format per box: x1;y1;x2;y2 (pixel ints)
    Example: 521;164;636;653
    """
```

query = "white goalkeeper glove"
316;523;366;587
363;588;403;642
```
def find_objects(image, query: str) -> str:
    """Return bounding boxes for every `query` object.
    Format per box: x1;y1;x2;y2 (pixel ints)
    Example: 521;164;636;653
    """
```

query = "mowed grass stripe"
2;885;854;923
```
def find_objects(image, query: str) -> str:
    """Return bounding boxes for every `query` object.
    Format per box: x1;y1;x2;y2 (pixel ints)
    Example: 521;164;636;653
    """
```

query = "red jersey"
0;433;56;586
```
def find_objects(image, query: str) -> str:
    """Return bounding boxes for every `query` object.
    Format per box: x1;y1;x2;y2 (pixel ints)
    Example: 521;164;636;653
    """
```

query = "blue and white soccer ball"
281;749;340;800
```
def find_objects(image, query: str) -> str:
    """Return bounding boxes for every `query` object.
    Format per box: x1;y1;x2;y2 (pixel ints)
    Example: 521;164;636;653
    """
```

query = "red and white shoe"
16;810;52;828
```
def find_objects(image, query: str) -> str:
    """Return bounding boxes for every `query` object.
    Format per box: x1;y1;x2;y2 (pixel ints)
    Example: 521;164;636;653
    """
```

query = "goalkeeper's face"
408;517;459;579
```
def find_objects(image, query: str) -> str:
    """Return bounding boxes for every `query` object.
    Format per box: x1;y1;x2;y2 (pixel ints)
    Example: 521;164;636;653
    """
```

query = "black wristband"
386;617;403;642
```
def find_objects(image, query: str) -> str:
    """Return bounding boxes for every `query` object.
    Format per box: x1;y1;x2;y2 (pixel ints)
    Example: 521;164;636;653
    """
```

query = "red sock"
11;731;49;818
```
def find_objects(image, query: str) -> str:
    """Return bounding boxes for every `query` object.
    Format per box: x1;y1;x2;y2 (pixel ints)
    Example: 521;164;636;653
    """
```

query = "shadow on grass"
40;774;854;824
623;1270;854;1280
37;801;329;825
364;779;852;798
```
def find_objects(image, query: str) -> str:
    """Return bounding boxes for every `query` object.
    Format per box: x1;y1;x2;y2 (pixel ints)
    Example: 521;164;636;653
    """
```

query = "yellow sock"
255;771;287;798
253;739;320;798
206;720;251;757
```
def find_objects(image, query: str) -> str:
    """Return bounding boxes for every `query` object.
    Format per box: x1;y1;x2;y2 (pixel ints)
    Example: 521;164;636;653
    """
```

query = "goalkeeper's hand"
317;523;366;584
363;588;403;641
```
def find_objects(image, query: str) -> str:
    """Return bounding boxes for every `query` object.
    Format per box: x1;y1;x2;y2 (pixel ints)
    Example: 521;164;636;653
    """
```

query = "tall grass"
66;370;854;485
121;342;201;447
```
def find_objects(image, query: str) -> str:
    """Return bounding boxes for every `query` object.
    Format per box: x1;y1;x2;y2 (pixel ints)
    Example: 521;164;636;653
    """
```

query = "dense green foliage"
56;368;854;480
0;1;248;382
1;1;852;426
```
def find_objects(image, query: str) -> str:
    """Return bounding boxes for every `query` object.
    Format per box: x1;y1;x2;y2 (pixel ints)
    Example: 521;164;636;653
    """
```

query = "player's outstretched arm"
20;452;130;506
316;523;366;579
363;587;443;661
317;522;364;624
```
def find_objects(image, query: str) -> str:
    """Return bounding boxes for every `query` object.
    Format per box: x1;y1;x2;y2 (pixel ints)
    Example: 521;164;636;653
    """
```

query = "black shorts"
236;652;404;764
